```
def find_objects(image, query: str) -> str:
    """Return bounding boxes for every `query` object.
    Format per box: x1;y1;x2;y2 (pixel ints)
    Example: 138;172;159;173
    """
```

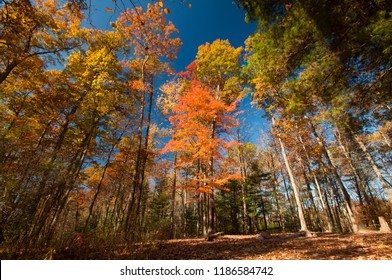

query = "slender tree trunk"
208;119;217;233
136;74;155;231
299;160;322;231
27;116;95;244
29;106;78;216
352;133;392;204
202;193;207;235
280;165;296;220
170;153;177;239
276;135;308;232
319;159;343;231
335;129;379;215
296;127;334;232
259;191;268;230
313;173;334;232
124;55;150;241
84;142;117;232
240;184;249;234
308;119;358;231
237;131;250;234
270;154;284;230
44;127;94;243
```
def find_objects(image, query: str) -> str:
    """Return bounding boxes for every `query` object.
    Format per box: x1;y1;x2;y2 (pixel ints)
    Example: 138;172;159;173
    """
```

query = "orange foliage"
163;81;239;194
116;2;181;62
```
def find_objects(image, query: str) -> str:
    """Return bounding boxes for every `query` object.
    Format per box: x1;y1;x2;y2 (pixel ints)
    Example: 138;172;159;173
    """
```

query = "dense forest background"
0;0;391;255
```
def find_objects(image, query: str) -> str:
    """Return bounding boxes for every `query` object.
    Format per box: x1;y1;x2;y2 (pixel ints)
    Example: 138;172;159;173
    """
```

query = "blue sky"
89;0;268;145
89;0;255;69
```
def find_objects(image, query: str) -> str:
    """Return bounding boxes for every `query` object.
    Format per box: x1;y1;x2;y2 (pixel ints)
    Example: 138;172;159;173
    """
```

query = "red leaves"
178;61;197;79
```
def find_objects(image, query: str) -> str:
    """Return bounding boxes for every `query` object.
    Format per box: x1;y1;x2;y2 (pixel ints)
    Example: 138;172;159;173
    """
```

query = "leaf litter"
1;232;391;259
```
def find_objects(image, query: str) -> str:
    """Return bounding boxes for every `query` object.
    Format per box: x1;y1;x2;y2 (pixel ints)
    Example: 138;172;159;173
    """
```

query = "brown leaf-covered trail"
1;232;391;259
121;232;392;260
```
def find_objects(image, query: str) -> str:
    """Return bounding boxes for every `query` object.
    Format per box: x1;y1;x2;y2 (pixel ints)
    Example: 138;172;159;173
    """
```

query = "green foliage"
234;0;288;26
215;180;242;234
145;190;172;240
367;10;392;59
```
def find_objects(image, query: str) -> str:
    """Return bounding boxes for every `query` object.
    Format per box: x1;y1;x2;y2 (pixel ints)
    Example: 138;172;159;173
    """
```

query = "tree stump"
206;232;224;241
256;232;271;240
305;231;317;237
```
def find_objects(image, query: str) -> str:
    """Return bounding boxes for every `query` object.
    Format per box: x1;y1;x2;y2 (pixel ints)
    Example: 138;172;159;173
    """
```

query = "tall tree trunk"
208;119;217;233
299;159;323;231
335;129;379;216
308;119;358;232
84;142;117;232
278;136;308;231
296;126;334;232
170;153;177;239
280;165;296;221
44;122;95;244
27;116;95;244
272;119;308;232
135;73;155;238
319;160;343;232
124;55;150;241
259;191;268;230
237;131;250;234
269;154;284;230
240;183;249;233
352;132;392;204
313;173;334;232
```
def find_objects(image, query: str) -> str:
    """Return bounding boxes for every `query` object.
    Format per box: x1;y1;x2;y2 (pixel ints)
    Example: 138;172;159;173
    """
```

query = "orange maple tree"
162;81;240;232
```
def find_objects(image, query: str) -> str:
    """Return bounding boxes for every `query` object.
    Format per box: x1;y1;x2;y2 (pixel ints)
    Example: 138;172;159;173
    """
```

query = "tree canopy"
0;0;391;259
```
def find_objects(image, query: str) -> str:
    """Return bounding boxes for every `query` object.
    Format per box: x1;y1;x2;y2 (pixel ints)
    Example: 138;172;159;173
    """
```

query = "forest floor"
1;232;391;260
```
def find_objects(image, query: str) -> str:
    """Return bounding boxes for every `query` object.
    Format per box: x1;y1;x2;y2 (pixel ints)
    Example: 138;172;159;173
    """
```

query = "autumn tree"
162;82;239;235
114;2;181;241
0;0;181;245
194;39;244;233
0;0;84;84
